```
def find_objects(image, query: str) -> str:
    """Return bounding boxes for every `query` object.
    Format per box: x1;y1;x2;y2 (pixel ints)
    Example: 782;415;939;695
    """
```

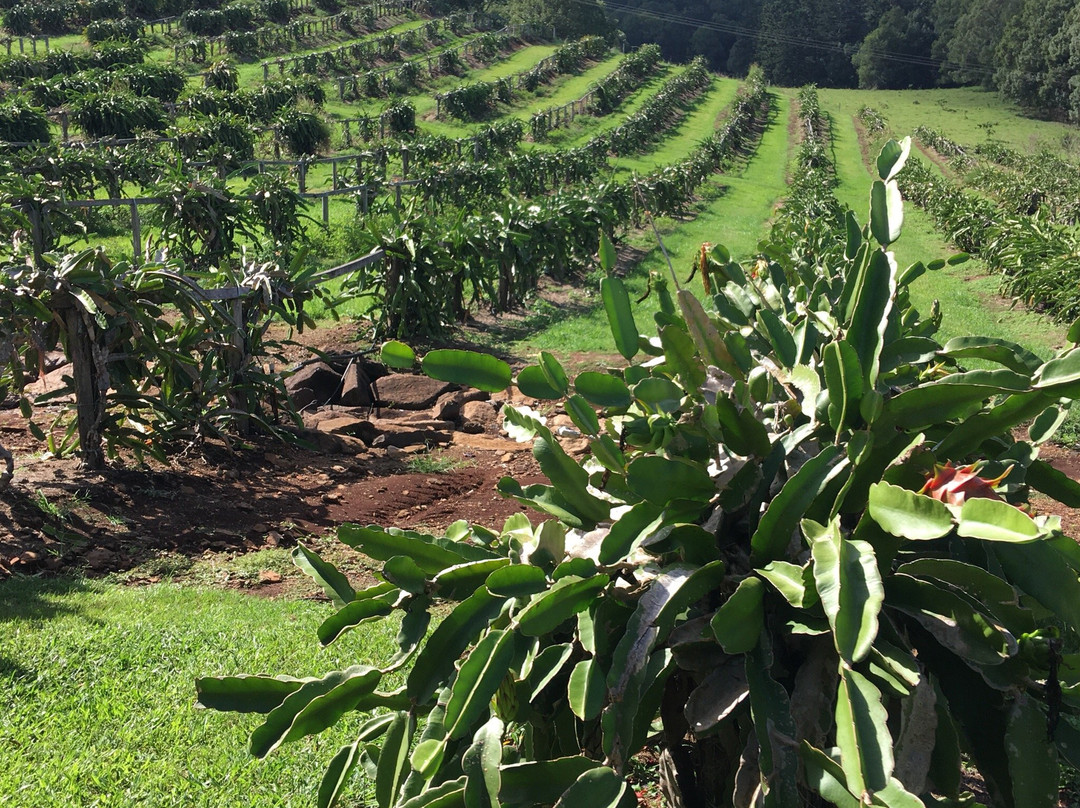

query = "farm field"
5;2;1080;806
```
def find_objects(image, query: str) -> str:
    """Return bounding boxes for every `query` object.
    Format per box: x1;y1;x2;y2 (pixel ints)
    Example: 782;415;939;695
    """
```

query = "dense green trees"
943;0;1020;87
487;0;610;39
603;0;1080;117
995;0;1074;117
757;0;864;87
852;5;936;89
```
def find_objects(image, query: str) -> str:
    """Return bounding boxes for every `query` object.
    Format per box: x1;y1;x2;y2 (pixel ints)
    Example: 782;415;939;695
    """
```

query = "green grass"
609;77;741;176
233;16;430;90
537;64;672;150
402;45;560;135
818;85;1080;158
506;90;792;357
501;53;624;123
823;94;1068;359
404;450;473;474
0;577;398;807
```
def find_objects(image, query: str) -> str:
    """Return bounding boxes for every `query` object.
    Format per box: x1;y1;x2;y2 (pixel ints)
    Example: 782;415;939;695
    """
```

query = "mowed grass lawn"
0;577;397;808
819;84;1079;154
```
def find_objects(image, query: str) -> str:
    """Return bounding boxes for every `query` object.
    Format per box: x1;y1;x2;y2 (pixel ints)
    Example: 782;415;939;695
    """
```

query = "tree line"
455;0;1080;122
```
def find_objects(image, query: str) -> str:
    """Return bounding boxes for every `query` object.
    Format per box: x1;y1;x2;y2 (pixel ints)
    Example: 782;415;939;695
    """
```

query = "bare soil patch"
0;313;564;582
0;403;545;581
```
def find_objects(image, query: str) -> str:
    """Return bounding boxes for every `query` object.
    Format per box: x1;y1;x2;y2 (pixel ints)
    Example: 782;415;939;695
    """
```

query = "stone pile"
285;356;503;454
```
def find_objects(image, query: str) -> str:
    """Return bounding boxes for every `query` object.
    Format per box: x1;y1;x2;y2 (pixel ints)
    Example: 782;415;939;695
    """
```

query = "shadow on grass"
0;575;89;623
0;575;91;683
440;285;601;361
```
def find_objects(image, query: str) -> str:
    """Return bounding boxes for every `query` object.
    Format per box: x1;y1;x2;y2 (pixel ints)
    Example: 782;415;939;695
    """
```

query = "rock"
316;416;370;437
549;414;576;431
285;362;340;405
43;350;67;372
431;388;490;421
357;358;390;383
250;523;269;534
84;548;115;571
309;432;368;455
371;423;453;448
339;363;374;407
385;446;405;459
302;408;358;428
461;400;501;434
24;364;75;402
258;570;283;584
562;438;592;455
265;531;282;547
376;374;456;410
372;417;455;432
285;426;368;455
290;386;319;410
264;453;292;469
452;432;526;453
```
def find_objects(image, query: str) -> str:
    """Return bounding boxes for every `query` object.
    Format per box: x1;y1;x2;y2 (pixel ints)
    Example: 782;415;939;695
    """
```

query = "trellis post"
130;201;141;263
64;306;105;469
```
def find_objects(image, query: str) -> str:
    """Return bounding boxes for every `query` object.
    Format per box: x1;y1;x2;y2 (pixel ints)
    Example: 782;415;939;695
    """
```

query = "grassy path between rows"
823;93;1068;360
610;76;741;176
504;53;625;124
513;90;793;356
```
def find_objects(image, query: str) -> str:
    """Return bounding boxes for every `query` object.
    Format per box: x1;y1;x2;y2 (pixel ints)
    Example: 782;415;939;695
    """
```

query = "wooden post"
130;201;141;263
322;195;329;223
263;63;269;81
400;146;409;179
394;182;401;207
60;112;68;143
332;159;339;189
27;205;44;267
64;307;105;470
227;298;250;436
344;120;351;147
298;162;307;193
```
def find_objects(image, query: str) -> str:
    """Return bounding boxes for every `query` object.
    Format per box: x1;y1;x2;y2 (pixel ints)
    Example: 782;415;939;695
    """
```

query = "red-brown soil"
0;405;547;579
